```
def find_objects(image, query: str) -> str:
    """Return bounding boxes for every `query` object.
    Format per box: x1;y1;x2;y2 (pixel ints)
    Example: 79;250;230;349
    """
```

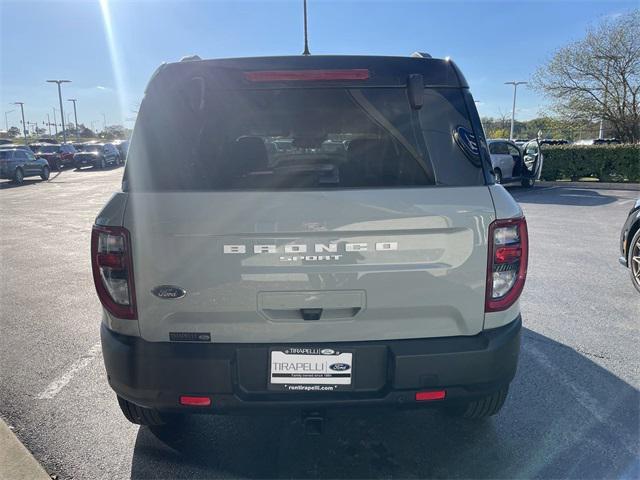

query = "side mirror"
407;74;424;110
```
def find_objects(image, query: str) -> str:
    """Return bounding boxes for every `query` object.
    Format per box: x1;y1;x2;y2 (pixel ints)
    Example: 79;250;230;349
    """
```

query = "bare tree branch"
532;10;640;141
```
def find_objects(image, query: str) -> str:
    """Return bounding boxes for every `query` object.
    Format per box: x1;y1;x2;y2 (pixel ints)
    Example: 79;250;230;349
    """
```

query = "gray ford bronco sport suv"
93;54;531;428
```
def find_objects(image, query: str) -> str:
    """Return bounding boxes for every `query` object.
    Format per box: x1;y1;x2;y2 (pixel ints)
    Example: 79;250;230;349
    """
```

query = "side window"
25;151;36;161
507;144;520;156
15;151;26;161
492;142;508;155
489;143;498;154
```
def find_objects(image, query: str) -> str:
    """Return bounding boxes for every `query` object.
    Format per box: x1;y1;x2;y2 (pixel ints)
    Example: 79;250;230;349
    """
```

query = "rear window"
37;145;59;153
126;80;485;191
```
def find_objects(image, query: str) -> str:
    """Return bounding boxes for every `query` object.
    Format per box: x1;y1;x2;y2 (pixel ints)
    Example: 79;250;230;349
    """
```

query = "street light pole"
68;99;79;141
4;110;14;131
13;102;27;145
46;80;71;143
102;113;107;133
504;81;527;141
46;114;52;136
52;108;58;136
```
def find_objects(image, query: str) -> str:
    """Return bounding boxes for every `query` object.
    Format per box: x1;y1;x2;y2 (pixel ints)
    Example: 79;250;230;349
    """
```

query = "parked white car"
487;139;543;187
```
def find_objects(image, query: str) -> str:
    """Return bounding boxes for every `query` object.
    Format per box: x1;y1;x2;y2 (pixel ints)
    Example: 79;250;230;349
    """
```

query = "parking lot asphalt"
0;169;638;480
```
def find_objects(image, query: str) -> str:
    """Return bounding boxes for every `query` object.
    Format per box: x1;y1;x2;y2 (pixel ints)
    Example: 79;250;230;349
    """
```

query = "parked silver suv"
92;54;530;429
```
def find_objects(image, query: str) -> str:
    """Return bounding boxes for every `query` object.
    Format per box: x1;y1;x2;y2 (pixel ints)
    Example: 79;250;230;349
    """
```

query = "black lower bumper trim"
101;316;521;413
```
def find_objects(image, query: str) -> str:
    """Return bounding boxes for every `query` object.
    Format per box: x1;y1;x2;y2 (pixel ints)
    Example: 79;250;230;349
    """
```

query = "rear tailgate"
125;187;494;343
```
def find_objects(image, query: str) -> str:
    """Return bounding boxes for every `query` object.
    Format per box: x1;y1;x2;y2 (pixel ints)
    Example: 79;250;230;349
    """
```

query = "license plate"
269;347;353;392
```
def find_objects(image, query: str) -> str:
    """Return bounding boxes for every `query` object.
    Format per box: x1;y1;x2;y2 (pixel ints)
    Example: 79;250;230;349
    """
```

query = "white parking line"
617;199;634;205
36;343;102;400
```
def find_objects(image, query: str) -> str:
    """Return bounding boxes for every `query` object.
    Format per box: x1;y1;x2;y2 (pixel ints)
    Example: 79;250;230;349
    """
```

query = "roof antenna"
302;0;310;55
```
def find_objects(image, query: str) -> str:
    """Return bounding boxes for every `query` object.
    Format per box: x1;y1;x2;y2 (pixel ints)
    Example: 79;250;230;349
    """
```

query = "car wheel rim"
632;237;640;285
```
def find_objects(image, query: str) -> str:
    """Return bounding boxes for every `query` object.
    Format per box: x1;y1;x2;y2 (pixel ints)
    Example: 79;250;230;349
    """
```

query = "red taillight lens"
91;225;137;319
485;217;528;312
415;390;446;401
179;395;211;407
243;69;370;82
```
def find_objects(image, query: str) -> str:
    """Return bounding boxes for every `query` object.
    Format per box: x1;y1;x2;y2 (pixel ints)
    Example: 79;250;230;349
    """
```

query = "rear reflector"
244;69;370;82
415;390;446;401
179;395;211;407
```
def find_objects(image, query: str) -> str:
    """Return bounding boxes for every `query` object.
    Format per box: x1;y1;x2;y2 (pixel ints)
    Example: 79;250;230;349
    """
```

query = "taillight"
485;217;528;312
243;69;370;82
91;225;137;319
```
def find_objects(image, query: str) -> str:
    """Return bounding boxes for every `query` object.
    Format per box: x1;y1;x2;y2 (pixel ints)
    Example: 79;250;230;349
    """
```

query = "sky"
0;0;636;132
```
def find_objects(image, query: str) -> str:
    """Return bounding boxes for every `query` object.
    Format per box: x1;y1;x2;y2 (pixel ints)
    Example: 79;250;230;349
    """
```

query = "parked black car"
32;143;76;170
74;143;120;169
0;148;50;184
619;198;640;293
540;139;569;146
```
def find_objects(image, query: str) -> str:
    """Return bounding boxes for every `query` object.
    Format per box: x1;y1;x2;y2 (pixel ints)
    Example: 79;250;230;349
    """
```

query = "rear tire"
13;168;24;185
444;387;509;419
40;166;50;181
521;177;535;188
117;396;169;426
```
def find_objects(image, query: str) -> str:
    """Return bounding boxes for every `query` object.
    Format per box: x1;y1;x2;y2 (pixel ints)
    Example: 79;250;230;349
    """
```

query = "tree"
532;10;640;142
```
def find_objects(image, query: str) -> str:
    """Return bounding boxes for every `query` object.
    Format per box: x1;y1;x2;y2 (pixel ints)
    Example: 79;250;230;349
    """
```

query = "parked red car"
32;143;76;170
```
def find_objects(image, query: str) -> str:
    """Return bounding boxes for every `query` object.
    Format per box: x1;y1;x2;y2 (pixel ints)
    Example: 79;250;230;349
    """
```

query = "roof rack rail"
410;52;432;59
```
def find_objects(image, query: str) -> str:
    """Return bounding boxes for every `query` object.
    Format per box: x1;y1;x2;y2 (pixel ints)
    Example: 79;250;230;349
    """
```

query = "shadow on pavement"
72;165;122;173
507;186;621;207
0;179;45;190
129;329;639;479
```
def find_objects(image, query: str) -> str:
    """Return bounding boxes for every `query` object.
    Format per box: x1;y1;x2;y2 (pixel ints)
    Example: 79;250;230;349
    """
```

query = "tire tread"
117;395;166;426
447;387;509;419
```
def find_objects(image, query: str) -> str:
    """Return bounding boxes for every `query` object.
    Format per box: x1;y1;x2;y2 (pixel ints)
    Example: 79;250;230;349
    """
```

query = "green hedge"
540;144;640;182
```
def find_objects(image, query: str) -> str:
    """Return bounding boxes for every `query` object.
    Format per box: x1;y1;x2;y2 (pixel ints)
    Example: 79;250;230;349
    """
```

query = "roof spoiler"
410;52;432;59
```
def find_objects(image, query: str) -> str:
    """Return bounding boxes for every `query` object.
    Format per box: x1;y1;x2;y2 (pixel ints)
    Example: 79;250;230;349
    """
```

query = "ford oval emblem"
151;285;186;299
453;126;482;167
329;363;350;371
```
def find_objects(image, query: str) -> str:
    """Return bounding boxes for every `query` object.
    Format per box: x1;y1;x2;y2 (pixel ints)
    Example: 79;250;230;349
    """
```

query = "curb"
0;418;50;480
538;181;640;191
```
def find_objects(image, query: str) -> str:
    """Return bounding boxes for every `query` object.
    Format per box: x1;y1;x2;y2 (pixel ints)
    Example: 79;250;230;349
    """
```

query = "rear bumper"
75;156;98;167
101;316;521;414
